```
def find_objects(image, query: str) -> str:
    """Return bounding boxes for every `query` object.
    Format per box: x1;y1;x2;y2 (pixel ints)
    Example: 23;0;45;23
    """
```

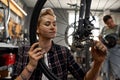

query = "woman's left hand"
91;40;107;63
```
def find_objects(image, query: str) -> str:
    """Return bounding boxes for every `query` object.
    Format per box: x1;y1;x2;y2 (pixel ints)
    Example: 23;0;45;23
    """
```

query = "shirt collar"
48;41;56;53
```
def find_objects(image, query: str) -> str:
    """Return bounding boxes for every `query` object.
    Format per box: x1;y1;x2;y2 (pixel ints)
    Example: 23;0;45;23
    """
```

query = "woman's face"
37;14;57;39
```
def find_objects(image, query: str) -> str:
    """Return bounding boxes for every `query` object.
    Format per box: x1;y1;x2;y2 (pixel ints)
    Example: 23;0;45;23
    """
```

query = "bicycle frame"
75;0;93;73
74;0;92;40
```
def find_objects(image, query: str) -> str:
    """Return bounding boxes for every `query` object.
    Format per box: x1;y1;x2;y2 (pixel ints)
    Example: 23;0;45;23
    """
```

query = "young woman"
12;8;107;80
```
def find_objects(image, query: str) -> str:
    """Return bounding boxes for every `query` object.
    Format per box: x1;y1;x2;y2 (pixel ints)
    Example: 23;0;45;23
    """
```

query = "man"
99;15;120;80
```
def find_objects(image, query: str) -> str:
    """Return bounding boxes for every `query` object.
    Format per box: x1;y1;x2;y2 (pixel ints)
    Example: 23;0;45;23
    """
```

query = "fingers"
29;42;40;51
28;42;46;68
29;46;43;57
33;47;42;54
28;42;46;61
35;50;45;58
94;41;107;52
29;49;45;59
29;42;44;56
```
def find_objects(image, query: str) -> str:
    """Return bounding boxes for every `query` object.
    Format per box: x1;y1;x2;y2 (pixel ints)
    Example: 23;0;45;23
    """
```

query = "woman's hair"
37;8;56;26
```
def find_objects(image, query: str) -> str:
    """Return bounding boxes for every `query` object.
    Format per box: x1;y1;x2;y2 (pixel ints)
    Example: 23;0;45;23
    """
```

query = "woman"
12;8;107;80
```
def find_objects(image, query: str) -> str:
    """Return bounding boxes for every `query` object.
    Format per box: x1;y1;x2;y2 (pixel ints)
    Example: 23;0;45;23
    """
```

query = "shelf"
0;42;18;48
0;0;27;18
0;42;18;55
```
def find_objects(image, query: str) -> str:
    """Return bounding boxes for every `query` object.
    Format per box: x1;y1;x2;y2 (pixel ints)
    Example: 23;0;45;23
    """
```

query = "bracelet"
25;66;33;74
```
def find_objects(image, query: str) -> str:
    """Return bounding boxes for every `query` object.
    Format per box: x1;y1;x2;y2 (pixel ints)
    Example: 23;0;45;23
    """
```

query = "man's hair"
103;15;112;23
37;8;56;26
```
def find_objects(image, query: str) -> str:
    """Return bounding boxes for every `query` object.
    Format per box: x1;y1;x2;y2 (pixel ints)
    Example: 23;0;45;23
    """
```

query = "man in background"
99;15;120;80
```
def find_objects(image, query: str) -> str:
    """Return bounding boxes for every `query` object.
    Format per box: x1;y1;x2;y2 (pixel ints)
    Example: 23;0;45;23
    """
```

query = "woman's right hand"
28;42;45;69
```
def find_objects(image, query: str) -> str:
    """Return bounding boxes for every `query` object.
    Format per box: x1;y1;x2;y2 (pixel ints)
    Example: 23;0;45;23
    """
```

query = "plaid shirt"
12;42;85;80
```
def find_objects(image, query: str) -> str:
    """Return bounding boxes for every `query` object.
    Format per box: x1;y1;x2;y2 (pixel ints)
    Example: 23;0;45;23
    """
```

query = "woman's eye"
53;23;56;26
44;21;56;27
45;22;50;26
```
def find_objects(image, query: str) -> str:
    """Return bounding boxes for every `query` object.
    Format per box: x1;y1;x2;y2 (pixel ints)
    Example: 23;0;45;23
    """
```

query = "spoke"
55;38;65;43
48;0;68;23
58;0;68;22
56;36;64;38
57;21;68;26
57;32;65;36
56;32;65;38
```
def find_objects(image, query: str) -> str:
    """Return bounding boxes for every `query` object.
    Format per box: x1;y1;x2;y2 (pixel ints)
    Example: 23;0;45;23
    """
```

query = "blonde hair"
37;8;56;26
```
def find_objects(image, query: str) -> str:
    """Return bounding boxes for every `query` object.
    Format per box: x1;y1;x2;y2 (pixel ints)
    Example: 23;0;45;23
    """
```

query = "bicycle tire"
29;0;61;80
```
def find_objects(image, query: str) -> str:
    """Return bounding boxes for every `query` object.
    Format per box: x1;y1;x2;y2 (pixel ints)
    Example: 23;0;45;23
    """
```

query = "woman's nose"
50;24;55;29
